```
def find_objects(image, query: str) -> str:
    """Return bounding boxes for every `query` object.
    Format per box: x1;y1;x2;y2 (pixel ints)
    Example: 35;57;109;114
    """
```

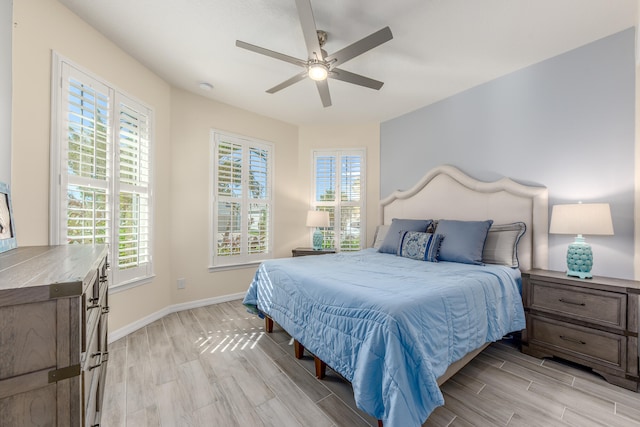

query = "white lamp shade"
549;203;614;236
306;210;330;228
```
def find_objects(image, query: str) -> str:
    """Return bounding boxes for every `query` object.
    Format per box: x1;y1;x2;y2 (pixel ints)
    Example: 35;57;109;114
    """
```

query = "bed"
243;165;548;427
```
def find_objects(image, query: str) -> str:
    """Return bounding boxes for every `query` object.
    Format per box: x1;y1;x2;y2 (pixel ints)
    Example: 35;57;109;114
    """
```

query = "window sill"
109;274;156;294
208;261;262;273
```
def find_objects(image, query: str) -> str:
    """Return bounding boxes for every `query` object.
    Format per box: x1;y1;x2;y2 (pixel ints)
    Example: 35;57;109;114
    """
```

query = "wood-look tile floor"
101;300;640;426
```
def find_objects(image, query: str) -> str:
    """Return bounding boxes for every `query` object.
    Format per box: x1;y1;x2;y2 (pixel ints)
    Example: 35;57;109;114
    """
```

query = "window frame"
209;129;274;269
50;53;155;290
311;148;366;252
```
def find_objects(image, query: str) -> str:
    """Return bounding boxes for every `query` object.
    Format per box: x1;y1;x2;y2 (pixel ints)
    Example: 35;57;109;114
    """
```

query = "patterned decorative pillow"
397;231;444;262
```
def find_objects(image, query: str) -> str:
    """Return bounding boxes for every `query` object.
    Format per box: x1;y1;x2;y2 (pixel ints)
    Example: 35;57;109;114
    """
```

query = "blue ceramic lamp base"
566;235;593;279
313;229;323;250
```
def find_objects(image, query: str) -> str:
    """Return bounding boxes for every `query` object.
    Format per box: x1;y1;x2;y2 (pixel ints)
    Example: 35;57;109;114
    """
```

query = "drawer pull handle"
559;335;586;345
89;297;99;303
90;352;102;358
88;362;102;371
87;304;100;310
558;298;585;307
102;306;110;314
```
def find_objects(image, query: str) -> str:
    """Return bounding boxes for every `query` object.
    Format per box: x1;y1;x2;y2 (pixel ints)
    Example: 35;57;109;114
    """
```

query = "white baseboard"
108;292;247;343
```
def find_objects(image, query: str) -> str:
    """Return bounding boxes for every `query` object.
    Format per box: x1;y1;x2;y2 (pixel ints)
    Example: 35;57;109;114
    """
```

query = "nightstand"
521;269;640;391
291;247;336;257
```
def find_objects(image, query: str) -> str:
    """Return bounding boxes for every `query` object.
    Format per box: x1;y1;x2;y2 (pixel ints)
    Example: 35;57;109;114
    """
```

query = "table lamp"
306;210;330;250
549;203;614;279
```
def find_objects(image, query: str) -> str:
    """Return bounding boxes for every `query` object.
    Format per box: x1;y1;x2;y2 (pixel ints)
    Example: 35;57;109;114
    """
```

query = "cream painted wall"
298;124;381;247
12;0;172;331
169;88;300;304
10;0;382;334
0;0;11;185
636;2;639;280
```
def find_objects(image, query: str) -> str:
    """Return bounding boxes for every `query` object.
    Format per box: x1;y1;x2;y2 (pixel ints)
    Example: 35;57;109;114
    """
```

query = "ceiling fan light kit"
308;62;328;81
235;0;392;107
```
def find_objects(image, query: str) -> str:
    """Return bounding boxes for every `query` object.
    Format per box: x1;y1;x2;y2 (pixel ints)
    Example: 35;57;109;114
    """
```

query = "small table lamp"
549;203;614;279
306;210;330;250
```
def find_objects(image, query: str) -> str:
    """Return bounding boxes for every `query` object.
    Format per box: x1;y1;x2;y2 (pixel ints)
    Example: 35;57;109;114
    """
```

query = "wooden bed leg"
294;340;305;359
264;316;273;333
314;356;327;379
377;421;383;427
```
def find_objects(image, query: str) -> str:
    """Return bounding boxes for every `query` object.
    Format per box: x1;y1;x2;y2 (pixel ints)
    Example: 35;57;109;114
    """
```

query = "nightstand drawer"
529;316;625;368
529;280;626;329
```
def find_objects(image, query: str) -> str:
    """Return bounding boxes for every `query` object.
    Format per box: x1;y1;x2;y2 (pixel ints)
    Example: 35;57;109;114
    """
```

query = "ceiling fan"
235;0;393;108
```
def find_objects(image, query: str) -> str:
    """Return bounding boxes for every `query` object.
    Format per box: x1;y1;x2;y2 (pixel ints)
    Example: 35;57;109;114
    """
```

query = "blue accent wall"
380;28;635;279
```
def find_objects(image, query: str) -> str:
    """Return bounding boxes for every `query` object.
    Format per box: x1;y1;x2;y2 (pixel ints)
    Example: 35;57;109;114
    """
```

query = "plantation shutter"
215;139;243;258
211;131;273;267
60;67;112;247
115;96;152;282
313;155;336;248
247;146;270;255
312;150;365;251
339;155;362;251
53;56;154;287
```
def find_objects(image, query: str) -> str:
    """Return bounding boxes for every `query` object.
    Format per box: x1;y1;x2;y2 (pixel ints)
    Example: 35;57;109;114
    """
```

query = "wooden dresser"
521;269;640;391
0;245;110;426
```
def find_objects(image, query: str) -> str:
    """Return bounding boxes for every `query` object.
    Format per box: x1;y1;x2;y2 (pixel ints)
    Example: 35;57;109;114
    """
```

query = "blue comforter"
243;248;525;426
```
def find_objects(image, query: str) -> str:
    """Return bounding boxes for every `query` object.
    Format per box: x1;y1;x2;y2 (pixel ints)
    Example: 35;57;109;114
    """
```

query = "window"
312;150;365;251
50;55;153;288
211;131;273;267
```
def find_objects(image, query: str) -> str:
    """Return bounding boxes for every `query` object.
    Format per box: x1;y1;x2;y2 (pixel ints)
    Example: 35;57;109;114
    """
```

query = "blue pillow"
434;219;493;265
378;218;432;254
398;231;444;262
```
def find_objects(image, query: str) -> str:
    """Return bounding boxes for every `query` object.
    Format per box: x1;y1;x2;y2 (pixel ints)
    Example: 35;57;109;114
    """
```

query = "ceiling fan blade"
266;71;308;93
236;40;307;68
330;68;384;90
325;26;393;68
316;79;332;107
295;0;323;59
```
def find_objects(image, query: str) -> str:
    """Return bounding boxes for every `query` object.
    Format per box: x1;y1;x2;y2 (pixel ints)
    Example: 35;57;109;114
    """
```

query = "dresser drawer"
528;315;625;369
83;263;109;355
83;363;101;426
83;332;101;405
529;280;626;329
82;267;99;353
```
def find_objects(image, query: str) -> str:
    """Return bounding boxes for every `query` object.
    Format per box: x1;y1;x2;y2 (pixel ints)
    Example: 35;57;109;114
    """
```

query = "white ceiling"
57;0;637;126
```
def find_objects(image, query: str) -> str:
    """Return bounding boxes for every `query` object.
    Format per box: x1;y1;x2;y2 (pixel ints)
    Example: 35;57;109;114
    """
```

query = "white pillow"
372;225;390;249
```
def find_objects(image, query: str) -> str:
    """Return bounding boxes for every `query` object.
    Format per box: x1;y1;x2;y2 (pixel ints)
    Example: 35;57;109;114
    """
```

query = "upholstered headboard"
379;165;548;272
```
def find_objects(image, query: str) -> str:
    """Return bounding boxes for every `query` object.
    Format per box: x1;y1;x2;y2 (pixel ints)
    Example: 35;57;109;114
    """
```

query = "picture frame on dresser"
0;181;16;253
